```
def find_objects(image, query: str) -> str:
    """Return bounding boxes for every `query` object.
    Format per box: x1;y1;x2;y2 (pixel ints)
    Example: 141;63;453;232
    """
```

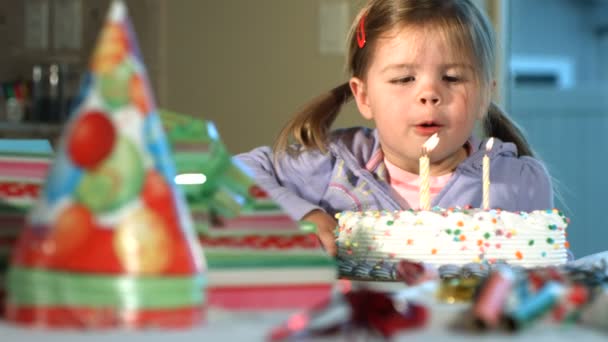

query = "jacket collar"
335;128;519;174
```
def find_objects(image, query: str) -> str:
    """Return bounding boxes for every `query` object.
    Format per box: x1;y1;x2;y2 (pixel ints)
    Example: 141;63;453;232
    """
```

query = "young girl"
237;0;552;256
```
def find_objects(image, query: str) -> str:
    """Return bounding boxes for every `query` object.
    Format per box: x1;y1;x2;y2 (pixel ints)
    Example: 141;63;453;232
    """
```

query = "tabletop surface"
1;283;606;342
0;307;606;342
2;253;608;341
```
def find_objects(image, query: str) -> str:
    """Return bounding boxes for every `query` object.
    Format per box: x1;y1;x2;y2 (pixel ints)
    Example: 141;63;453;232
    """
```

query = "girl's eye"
443;75;461;82
391;76;415;84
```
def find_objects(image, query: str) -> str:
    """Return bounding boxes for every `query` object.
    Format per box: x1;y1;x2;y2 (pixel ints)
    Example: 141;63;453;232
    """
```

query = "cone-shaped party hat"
5;1;206;328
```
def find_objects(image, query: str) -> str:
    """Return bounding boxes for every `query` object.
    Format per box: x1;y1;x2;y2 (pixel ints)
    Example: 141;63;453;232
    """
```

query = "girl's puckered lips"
414;121;443;136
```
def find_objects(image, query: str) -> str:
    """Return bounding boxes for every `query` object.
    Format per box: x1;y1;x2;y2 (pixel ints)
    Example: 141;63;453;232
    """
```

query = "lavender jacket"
236;127;553;220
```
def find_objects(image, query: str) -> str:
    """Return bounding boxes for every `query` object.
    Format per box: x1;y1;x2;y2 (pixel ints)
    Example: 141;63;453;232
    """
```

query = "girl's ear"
349;77;373;120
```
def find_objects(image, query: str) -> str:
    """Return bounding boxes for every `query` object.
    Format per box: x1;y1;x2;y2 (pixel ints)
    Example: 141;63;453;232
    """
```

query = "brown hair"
274;0;534;157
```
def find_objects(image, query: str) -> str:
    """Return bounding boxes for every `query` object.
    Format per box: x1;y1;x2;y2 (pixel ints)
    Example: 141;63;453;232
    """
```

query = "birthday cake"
336;208;569;280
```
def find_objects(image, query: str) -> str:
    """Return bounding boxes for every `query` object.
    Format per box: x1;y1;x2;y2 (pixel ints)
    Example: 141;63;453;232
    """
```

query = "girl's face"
350;25;491;173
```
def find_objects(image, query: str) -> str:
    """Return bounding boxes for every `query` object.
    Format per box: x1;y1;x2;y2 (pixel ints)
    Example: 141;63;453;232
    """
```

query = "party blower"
4;0;206;328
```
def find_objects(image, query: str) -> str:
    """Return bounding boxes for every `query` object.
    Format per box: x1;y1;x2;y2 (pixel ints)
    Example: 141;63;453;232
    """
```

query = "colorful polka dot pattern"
335;208;569;269
13;2;203;277
5;1;205;329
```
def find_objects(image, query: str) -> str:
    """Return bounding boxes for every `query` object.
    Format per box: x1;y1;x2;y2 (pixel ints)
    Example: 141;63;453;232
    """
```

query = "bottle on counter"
31;63;67;123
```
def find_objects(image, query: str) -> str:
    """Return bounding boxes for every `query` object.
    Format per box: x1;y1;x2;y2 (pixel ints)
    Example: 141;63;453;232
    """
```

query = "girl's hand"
302;209;338;256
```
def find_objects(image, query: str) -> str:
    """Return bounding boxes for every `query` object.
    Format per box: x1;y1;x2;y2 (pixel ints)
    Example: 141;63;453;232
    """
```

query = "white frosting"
336;209;569;268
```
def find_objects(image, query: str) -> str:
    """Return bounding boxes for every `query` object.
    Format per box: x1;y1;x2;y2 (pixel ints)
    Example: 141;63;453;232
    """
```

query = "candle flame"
422;133;440;153
485;137;495;151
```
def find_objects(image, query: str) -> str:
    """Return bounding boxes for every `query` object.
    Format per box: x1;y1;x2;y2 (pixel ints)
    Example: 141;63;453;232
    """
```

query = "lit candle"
419;133;440;210
483;138;494;210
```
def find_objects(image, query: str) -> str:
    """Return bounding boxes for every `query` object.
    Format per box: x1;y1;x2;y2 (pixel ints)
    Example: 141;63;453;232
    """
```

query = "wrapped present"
160;110;336;310
0;140;52;214
472;266;515;329
432;263;488;305
4;0;205;329
0;140;53;310
269;287;428;340
460;262;606;332
201;190;335;310
580;286;608;331
159;109;255;220
503;281;564;331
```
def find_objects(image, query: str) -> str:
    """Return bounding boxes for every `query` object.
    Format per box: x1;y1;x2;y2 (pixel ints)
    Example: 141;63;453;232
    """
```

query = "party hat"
5;1;206;328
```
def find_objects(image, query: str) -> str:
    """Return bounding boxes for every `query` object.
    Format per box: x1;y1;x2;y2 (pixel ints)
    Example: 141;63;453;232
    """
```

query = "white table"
1;289;606;342
2;252;608;341
0;307;606;342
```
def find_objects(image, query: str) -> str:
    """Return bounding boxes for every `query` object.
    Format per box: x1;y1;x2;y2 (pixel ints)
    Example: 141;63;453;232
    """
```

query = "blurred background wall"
0;0;490;154
507;0;608;260
162;0;367;154
161;0;490;154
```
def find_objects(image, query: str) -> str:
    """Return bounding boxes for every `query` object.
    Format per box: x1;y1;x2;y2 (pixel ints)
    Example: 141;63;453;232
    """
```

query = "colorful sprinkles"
335;207;569;267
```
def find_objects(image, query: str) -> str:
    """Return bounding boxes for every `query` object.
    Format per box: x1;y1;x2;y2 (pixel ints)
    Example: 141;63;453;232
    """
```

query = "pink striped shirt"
384;158;453;209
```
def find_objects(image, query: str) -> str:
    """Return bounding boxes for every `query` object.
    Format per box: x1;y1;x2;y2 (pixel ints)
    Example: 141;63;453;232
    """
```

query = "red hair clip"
356;14;367;48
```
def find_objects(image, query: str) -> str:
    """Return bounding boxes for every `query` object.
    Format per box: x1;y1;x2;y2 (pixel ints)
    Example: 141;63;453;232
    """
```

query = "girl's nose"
418;91;441;105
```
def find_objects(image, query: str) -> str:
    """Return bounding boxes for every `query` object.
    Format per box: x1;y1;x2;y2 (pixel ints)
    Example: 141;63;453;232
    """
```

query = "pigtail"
273;82;353;156
483;102;534;157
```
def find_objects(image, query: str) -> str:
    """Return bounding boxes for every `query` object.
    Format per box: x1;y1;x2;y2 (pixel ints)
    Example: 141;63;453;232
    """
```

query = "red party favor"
4;0;206;329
